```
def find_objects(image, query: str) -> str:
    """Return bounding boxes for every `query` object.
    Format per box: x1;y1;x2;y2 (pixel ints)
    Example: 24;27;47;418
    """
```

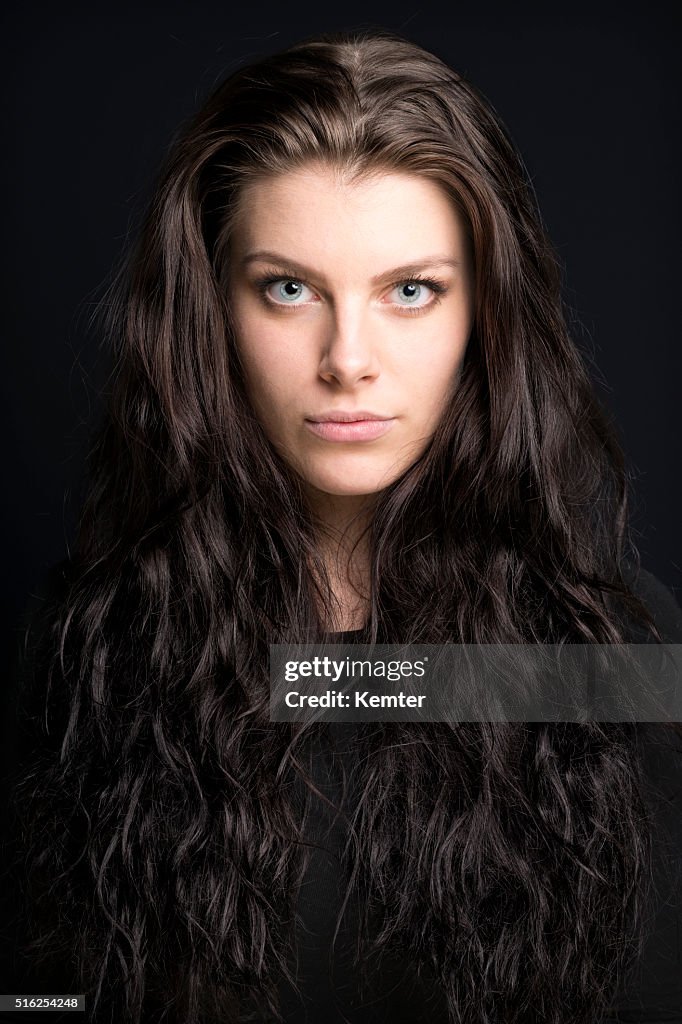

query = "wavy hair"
8;27;678;1024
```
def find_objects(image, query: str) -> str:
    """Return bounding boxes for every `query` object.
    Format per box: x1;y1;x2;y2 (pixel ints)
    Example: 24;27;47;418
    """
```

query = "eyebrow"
241;250;460;285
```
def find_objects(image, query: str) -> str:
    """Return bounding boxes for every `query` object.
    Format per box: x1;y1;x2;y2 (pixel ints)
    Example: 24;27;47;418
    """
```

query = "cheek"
401;333;467;407
236;332;307;425
408;373;456;427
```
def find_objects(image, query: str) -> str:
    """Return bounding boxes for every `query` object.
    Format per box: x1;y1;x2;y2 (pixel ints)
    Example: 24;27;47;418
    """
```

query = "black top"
2;566;681;1022
278;570;682;1024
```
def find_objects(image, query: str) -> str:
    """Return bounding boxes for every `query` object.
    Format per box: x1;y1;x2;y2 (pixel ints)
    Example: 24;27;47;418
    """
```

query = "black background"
2;0;681;665
0;3;681;1014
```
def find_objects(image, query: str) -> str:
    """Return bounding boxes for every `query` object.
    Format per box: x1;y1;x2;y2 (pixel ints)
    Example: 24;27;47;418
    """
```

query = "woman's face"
228;164;474;502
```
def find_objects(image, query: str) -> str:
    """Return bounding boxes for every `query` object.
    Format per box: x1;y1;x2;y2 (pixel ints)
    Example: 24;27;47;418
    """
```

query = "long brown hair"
9;27;677;1024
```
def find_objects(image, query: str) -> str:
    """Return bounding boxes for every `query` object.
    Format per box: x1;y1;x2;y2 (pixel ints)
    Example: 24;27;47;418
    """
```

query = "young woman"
5;27;682;1024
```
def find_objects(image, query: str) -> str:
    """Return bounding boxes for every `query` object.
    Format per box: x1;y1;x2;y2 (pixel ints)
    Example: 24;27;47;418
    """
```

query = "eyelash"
253;269;449;316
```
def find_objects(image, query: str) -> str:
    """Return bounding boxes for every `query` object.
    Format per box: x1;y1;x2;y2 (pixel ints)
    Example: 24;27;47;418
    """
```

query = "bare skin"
228;163;474;630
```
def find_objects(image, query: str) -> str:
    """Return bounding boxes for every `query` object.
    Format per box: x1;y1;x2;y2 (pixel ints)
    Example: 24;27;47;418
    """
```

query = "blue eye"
387;282;430;305
254;270;448;314
395;282;424;304
267;279;314;304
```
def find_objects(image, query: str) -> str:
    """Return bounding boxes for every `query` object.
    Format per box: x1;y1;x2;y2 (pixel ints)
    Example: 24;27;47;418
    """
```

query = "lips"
307;411;391;423
304;415;396;442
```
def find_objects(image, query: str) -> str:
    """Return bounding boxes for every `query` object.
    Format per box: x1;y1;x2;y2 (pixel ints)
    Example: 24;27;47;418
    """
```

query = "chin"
302;460;404;498
311;482;384;498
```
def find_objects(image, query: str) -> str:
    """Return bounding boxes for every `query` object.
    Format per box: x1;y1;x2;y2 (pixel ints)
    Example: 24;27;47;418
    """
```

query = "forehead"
230;164;468;270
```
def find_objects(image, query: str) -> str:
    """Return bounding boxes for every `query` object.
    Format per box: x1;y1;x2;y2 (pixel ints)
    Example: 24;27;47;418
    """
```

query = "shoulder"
605;564;682;1015
612;718;682;1018
620;560;682;643
622;563;682;800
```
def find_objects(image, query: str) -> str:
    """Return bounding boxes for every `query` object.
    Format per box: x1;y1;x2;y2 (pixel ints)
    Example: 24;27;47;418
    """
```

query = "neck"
304;487;375;632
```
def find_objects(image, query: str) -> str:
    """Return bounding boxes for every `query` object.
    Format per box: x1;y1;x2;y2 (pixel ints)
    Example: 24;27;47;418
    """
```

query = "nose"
317;303;381;388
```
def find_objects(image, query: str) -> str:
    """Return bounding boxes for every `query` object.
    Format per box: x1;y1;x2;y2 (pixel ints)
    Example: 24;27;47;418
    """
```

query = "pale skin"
228;163;475;630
